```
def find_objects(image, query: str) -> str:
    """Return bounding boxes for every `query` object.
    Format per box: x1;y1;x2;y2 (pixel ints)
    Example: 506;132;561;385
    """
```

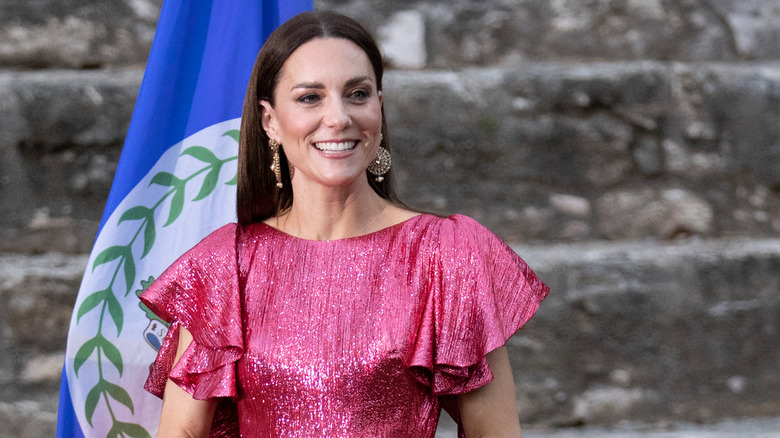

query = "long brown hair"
237;11;401;225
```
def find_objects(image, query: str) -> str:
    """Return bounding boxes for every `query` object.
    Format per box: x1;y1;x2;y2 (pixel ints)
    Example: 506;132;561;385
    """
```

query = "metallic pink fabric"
141;214;548;437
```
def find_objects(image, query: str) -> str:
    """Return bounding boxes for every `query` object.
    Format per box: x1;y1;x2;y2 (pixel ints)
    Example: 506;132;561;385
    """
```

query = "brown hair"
237;10;401;225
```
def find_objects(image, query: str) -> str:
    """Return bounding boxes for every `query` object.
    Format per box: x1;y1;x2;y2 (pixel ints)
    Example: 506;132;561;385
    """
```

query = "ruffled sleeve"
139;223;243;435
408;215;549;396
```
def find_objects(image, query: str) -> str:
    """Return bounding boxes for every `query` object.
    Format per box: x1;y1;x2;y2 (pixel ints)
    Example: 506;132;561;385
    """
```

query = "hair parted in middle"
237;10;401;225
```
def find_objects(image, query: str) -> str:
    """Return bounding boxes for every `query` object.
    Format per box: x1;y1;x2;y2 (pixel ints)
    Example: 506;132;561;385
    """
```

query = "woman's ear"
259;100;279;140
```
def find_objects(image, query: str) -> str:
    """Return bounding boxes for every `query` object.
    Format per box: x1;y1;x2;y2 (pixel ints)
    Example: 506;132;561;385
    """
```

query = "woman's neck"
267;178;393;241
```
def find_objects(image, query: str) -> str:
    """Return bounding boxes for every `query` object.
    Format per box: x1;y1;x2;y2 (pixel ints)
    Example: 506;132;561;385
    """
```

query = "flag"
57;1;313;436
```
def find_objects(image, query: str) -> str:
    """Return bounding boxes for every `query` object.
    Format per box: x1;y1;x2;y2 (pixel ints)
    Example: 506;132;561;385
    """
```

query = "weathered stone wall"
386;63;780;241
1;0;780;436
3;241;778;435
516;239;780;426
0;254;87;437
0;70;138;253
2;64;778;245
0;0;161;69
5;1;780;69
321;0;780;66
2;0;779;245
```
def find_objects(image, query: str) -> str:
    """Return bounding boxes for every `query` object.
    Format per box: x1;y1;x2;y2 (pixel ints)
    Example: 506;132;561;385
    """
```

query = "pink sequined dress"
140;214;548;437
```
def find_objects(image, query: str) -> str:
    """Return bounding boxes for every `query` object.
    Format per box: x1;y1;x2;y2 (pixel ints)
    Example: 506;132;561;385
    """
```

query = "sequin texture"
140;214;549;437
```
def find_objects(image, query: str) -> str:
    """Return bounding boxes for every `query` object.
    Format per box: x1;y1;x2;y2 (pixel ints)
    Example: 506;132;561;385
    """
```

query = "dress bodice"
141;214;549;437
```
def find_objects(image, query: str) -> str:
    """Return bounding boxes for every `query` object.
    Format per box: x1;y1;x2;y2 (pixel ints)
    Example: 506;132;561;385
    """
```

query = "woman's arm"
457;346;523;438
155;327;217;438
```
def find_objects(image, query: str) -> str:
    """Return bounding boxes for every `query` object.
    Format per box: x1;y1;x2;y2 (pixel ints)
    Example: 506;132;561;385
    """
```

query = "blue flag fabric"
57;1;312;436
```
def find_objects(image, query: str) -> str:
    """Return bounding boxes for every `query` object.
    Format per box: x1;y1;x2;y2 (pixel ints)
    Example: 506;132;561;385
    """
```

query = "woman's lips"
313;141;358;154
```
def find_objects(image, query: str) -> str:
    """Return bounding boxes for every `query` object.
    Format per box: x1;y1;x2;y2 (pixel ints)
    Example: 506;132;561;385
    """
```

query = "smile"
314;141;357;154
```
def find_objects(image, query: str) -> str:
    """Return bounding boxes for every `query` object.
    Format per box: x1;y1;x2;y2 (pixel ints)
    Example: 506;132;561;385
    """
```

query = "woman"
141;10;548;438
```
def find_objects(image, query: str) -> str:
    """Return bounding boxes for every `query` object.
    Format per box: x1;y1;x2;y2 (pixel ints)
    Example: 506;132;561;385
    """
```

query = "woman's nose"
323;98;352;129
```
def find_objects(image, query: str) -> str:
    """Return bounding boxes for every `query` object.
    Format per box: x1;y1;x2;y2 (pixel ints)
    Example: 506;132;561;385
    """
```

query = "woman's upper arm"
155;326;217;438
457;346;522;438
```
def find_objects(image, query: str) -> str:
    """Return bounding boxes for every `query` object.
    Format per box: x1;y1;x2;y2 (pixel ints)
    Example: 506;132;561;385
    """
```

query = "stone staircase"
1;0;779;436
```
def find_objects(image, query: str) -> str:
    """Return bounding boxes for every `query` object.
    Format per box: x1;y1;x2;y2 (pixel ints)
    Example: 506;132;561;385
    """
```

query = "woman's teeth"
314;141;357;153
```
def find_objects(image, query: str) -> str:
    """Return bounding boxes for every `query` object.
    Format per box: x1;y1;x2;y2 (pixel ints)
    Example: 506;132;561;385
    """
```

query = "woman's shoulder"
413;213;495;238
186;222;240;256
399;213;506;261
204;221;279;243
204;222;239;240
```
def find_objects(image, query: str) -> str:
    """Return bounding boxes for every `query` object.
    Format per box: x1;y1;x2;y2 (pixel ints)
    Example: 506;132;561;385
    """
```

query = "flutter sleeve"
139;223;244;408
408;214;549;396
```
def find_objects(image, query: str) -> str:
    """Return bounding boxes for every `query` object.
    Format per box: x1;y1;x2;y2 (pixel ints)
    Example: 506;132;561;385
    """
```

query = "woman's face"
260;37;383;190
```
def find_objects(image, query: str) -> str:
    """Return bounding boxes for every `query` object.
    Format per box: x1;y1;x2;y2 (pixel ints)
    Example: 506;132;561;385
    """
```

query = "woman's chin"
294;171;371;190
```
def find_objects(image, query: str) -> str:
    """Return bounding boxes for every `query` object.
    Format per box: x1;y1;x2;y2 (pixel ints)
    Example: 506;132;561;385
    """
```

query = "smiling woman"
236;11;400;228
138;10;548;438
259;38;384;201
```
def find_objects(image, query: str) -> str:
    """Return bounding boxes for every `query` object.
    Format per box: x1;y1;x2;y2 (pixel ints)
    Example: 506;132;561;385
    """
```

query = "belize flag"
57;1;312;436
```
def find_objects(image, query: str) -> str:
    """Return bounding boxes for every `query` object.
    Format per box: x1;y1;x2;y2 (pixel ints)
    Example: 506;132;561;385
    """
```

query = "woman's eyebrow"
290;82;324;92
290;76;373;92
345;76;372;87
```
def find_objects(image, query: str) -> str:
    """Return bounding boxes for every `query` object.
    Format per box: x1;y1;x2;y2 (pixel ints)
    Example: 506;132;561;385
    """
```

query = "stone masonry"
1;0;779;436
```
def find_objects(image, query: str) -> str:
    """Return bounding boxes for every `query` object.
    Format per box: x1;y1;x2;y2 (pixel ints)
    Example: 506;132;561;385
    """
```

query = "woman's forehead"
277;37;375;85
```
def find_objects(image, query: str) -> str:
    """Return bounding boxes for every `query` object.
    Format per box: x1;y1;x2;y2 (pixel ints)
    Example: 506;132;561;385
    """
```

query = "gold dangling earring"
367;134;391;182
268;139;283;188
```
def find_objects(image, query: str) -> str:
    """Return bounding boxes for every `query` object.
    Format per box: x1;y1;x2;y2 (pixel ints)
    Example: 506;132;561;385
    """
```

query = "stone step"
0;252;87;437
322;0;780;66
3;0;780;69
440;417;780;437
0;0;160;69
512;237;780;425
1;63;778;246
1;237;778;435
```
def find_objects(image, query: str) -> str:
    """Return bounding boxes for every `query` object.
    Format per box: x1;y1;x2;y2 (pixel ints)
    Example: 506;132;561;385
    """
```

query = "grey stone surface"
3;239;780;435
377;9;427;69
0;69;139;251
0;0;161;69
316;0;780;66
3;0;779;70
2;0;780;435
513;238;780;426
384;63;780;241
2;63;779;245
439;416;780;437
595;188;714;239
0;252;86;438
0;400;59;438
530;416;780;437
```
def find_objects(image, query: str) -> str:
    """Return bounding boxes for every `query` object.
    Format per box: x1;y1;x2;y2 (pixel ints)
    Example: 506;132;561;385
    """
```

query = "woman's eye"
297;94;320;104
349;89;370;101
